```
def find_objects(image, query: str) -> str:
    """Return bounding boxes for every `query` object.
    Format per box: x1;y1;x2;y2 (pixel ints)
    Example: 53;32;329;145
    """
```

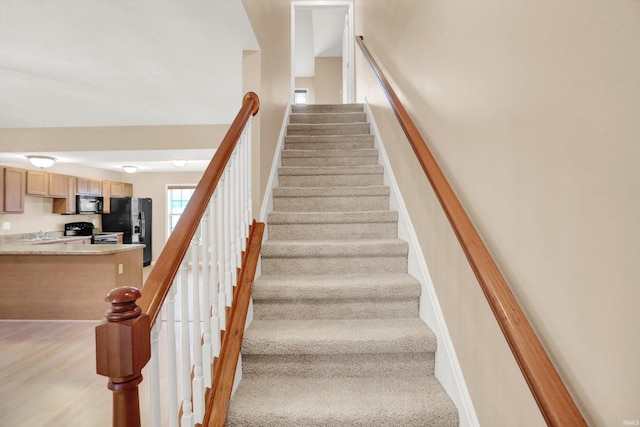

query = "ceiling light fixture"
122;165;138;174
172;159;187;167
27;155;56;169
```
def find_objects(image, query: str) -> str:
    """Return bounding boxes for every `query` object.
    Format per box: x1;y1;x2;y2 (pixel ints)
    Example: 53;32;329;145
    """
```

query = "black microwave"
76;195;104;214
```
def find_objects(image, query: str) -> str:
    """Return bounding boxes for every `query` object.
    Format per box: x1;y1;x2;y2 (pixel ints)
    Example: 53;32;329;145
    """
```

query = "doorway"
291;1;355;104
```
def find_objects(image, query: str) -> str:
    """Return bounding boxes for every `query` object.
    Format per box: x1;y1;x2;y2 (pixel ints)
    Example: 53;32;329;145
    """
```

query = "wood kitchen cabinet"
52;176;77;214
1;167;26;213
26;171;67;197
123;183;133;197
26;170;49;196
48;173;67;197
77;177;101;195
102;180;111;214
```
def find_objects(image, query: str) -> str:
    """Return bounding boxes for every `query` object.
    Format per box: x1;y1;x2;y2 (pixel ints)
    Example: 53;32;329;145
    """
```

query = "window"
294;88;309;105
167;185;196;235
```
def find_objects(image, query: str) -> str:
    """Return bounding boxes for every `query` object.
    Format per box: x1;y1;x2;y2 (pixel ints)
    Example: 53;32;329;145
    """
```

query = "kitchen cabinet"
2;167;26;213
77;177;101;195
48;174;67;197
26;170;49;196
110;181;124;197
26;171;67;197
102;180;111;214
52;176;77;214
124;183;133;197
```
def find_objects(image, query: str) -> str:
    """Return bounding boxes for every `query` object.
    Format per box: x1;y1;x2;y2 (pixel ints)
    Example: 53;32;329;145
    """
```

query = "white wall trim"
364;100;480;427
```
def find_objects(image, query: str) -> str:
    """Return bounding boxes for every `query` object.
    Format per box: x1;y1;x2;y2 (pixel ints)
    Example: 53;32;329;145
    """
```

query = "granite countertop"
0;243;145;255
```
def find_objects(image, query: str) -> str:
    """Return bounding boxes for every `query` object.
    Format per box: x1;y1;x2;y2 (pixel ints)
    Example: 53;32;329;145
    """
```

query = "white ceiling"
0;0;258;172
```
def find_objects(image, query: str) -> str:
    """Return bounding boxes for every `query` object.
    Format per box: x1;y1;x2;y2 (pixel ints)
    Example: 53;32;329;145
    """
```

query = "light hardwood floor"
0;320;112;427
0;266;159;427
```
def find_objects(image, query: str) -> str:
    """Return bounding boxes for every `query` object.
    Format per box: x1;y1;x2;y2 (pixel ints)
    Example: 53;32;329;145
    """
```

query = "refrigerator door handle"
140;212;146;240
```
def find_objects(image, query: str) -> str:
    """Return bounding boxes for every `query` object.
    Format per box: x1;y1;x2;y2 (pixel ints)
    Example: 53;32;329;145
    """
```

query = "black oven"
64;222;94;242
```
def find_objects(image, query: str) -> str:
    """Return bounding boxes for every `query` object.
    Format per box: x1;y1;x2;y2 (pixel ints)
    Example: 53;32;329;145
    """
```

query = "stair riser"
287;123;370;136
273;196;389;212
242;353;434;378
281;156;378;167
285;141;374;150
292;104;364;113
290;113;367;124
268;222;397;240
253;298;418;320
278;174;383;187
261;256;407;275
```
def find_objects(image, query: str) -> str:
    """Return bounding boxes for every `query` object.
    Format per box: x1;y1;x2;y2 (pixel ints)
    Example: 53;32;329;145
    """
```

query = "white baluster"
217;179;227;330
224;166;233;306
229;152;238;289
200;207;213;389
210;191;221;355
190;229;205;422
179;258;194;427
247;118;253;225
150;320;161;427
166;280;179;427
239;134;247;252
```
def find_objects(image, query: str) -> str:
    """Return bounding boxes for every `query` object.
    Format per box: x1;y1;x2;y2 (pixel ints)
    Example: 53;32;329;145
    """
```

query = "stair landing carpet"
226;104;458;426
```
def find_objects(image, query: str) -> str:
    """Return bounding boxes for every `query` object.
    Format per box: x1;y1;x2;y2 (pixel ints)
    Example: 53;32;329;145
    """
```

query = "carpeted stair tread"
291;103;364;113
281;148;378;158
272;185;389;198
242;317;436;355
261;238;408;258
226;376;458;427
287;122;371;136
289;112;367;124
253;273;420;300
278;164;383;176
267;210;397;225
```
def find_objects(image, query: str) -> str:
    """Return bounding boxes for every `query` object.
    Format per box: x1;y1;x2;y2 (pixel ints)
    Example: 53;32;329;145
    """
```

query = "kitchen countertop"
0;243;145;255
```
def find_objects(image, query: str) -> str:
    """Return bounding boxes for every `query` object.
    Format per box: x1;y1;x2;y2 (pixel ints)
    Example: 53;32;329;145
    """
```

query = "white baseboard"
364;100;479;427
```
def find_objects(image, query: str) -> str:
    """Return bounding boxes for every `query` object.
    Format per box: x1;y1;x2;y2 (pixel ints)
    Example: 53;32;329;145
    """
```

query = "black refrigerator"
102;197;152;266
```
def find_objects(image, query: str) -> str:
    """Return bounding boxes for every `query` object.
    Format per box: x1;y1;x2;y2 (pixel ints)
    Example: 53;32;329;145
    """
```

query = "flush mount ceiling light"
171;159;187;167
122;165;138;174
27;155;56;169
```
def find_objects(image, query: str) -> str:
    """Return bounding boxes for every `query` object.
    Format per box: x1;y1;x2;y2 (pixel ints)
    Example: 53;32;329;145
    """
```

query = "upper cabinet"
77;177;102;195
26;170;49;196
48;174;67;197
1;167;26;213
52;176;77;214
102;180;111;214
26;171;67;197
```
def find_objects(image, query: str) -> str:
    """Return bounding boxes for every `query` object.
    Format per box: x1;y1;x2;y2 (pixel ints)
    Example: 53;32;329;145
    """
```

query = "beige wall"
243;50;263;218
356;1;640;426
0;124;229;152
315;57;342;104
295;77;316;104
242;0;291;212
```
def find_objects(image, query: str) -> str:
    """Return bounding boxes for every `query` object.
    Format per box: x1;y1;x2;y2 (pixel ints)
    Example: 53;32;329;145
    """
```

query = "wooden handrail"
138;91;259;325
204;220;264;427
356;35;586;427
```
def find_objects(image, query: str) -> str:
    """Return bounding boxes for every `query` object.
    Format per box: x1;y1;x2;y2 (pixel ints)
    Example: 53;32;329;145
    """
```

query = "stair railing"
95;92;262;427
355;35;586;427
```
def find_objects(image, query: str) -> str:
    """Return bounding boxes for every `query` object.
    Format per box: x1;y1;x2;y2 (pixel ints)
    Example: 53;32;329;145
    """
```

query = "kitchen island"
0;243;145;320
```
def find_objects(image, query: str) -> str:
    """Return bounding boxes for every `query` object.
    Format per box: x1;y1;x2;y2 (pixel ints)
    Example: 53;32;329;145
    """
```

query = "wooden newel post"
96;286;151;427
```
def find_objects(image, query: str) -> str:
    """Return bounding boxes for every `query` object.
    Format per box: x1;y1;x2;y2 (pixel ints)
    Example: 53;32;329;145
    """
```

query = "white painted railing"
96;92;259;427
142;119;253;427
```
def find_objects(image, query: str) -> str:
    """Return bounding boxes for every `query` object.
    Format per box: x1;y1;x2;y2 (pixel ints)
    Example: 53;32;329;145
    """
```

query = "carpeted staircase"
226;104;459;426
